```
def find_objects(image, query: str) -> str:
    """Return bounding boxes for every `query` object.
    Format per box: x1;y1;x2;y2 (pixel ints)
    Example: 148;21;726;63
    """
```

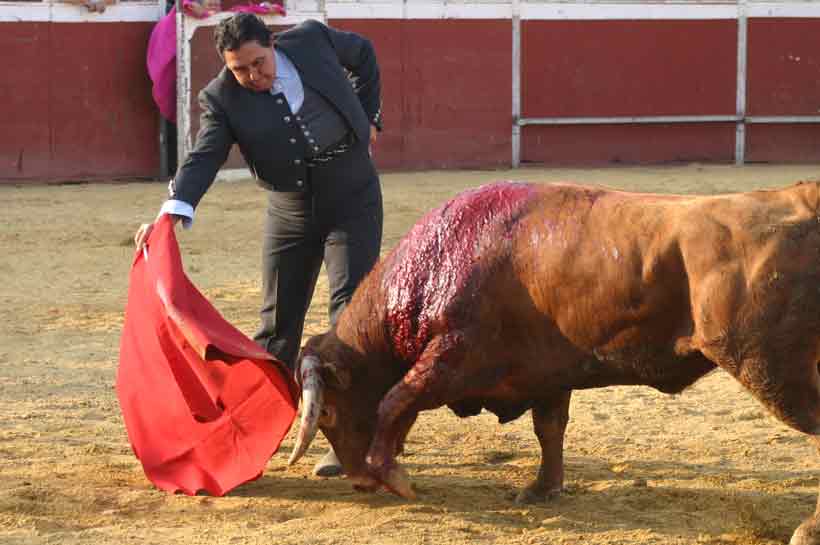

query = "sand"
2;163;820;545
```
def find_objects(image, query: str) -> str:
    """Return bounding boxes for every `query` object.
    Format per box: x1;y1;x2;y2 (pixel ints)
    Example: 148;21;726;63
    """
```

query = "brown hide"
299;180;820;501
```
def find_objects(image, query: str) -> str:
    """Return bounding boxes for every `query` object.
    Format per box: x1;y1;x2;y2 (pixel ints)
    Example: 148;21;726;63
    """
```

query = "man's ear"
320;361;352;391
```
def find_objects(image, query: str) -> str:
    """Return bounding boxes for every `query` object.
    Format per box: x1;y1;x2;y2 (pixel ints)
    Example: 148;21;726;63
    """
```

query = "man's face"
223;40;276;93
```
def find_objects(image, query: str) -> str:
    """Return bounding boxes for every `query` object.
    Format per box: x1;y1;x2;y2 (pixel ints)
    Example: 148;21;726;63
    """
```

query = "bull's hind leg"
516;391;572;504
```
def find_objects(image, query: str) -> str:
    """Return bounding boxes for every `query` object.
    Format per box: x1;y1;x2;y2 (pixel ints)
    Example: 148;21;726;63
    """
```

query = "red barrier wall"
521;19;737;164
0;21;159;181
330;19;512;170
1;22;52;179
3;10;819;182
745;18;820;162
522;123;736;165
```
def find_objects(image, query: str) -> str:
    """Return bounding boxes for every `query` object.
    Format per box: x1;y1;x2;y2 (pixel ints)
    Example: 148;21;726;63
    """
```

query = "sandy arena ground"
3;163;820;545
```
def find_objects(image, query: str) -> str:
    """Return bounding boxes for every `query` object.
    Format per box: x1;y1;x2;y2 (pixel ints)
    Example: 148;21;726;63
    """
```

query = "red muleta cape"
117;215;298;496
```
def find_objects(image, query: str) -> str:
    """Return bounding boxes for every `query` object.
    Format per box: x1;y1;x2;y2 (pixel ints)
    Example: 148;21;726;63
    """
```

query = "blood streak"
382;182;538;362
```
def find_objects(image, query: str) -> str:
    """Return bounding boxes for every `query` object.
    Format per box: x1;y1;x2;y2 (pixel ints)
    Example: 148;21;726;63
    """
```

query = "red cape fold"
117;215;298;496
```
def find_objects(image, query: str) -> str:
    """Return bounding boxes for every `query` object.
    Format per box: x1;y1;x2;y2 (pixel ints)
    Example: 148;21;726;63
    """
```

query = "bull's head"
287;334;410;496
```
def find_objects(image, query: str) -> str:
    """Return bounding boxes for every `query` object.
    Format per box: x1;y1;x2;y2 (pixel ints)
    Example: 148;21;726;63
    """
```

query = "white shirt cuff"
158;200;194;229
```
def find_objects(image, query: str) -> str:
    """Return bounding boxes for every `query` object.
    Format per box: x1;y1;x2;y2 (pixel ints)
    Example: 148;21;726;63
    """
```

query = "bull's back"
377;182;692;366
512;182;820;378
506;185;692;351
368;180;820;389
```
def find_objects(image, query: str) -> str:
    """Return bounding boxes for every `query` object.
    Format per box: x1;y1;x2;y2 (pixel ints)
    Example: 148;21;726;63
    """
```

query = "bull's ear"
321;361;352;391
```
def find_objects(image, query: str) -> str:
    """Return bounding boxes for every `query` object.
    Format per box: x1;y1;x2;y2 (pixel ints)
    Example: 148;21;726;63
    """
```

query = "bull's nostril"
319;407;337;427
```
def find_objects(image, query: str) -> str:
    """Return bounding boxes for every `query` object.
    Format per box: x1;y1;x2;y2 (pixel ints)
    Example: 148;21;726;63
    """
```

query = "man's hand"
134;215;182;252
62;0;110;12
183;0;219;18
84;0;106;12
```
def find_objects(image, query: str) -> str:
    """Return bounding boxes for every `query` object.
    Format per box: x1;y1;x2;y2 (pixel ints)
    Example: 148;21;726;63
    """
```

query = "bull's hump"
383;182;539;361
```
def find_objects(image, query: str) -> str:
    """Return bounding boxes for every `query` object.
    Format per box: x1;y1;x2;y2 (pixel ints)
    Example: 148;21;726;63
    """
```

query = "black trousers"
253;142;383;370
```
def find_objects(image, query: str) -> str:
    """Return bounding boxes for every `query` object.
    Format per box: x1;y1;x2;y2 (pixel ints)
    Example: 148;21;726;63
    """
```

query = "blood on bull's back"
380;182;540;362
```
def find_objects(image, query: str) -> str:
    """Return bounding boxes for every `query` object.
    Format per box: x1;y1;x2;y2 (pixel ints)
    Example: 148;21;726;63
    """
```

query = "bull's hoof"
350;475;381;493
790;515;820;545
515;484;562;505
370;462;415;500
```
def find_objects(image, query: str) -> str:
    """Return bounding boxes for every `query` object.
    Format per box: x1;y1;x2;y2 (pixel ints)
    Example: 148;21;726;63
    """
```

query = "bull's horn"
288;354;324;466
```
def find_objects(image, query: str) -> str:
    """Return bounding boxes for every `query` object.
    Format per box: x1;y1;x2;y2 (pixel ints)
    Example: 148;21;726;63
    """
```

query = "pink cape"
117;215;298;496
146;3;287;123
146;7;178;123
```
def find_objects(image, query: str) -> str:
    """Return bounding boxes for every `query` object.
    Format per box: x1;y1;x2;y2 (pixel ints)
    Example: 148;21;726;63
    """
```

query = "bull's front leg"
366;334;464;499
516;391;571;504
393;412;418;456
790;437;820;545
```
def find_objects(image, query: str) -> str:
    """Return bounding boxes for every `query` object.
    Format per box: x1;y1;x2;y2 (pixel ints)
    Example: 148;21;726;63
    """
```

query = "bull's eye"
319;406;337;428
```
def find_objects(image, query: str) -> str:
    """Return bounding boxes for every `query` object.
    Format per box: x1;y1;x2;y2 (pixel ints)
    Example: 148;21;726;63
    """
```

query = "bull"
287;181;820;544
